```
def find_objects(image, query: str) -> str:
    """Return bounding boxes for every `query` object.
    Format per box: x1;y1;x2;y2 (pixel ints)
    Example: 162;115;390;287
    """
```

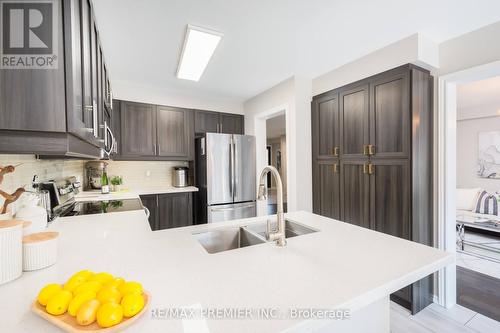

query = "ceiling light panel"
176;25;223;81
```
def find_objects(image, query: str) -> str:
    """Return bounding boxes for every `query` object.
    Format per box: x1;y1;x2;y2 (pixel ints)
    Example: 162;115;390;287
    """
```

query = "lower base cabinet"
140;193;193;231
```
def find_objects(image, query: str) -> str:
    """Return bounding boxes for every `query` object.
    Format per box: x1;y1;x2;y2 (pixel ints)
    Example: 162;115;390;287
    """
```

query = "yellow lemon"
97;287;122;304
104;277;125;289
63;276;86;293
76;299;100;326
74;281;102;295
118;281;143;296
96;302;123;328
37;283;62;306
88;272;114;285
67;291;96;317
121;293;145;318
46;290;73;315
71;269;94;280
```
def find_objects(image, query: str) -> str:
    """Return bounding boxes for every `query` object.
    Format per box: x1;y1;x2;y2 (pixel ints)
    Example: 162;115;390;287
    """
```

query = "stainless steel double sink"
193;219;317;254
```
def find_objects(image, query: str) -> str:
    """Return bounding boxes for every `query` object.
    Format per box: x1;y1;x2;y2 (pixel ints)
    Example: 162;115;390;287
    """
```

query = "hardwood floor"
390;301;500;332
457;266;500;322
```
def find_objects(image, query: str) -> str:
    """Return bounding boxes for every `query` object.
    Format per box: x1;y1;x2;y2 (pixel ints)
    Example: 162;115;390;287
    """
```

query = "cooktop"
56;198;144;217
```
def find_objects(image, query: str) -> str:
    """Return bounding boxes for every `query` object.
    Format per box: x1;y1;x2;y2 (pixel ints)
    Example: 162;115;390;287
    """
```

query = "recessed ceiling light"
176;25;223;81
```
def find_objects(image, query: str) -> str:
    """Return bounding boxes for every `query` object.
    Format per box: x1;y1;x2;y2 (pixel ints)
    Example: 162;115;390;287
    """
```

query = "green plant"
110;176;123;186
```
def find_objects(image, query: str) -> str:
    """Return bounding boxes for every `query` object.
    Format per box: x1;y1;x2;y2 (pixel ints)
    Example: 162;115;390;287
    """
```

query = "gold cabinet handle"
363;145;368;155
368;144;375;156
368;163;374;175
334;146;339;157
363;163;368;174
332;163;338;173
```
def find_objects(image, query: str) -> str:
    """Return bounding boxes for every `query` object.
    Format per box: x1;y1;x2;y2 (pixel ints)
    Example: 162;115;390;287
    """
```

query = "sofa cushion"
456;188;481;210
474;190;500;216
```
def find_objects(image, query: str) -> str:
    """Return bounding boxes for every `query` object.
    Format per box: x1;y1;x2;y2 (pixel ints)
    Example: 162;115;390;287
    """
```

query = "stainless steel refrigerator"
195;133;256;223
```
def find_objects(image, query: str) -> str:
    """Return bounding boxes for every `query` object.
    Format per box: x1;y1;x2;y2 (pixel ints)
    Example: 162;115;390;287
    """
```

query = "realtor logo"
1;0;58;69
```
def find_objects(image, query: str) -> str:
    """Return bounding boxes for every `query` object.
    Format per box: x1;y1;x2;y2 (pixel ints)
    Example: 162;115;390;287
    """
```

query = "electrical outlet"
146;170;151;177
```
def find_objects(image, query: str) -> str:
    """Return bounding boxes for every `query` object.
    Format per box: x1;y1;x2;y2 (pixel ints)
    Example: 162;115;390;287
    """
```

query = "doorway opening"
439;60;500;314
454;75;500;321
265;114;287;214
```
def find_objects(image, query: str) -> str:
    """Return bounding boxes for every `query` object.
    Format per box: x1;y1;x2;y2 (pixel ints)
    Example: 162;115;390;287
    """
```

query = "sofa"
457;188;500;223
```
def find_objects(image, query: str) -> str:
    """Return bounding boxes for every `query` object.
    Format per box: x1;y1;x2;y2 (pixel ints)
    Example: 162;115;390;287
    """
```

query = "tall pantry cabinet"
311;64;433;314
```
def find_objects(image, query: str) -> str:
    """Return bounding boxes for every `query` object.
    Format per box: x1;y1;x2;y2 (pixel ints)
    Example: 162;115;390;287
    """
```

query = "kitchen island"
0;210;453;333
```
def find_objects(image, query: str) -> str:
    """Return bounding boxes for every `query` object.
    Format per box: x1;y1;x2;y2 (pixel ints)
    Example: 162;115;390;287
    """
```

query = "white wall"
114;80;244;114
244;77;312;215
456;117;500;191
439;21;500;76
313;34;439;95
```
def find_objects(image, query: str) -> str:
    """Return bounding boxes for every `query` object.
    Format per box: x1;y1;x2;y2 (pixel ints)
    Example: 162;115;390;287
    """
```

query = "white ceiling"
93;0;500;105
457;76;500;119
267;114;286;139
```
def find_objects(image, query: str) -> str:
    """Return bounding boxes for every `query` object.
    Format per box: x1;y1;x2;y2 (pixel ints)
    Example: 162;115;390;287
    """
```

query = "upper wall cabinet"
120;102;157;157
0;0;66;133
157;106;194;159
0;0;112;158
115;100;194;161
194;110;244;135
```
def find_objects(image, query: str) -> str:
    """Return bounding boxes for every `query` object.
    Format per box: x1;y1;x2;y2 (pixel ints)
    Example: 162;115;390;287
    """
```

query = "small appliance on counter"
84;161;108;190
173;166;189;187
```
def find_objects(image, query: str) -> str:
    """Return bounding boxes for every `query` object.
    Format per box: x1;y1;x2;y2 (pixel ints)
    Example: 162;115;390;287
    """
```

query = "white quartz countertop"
74;186;198;201
0;210;454;333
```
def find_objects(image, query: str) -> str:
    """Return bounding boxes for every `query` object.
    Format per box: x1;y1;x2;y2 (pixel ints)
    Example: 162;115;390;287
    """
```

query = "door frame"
437;60;500;308
253;104;290;216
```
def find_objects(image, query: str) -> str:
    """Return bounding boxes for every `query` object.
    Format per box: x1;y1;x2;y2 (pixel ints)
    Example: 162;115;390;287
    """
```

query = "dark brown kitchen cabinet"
0;0;113;157
369;159;410;238
194;110;244;134
340;84;369;159
80;0;93;131
369;72;410;159
0;0;66;133
194;110;220;133
220;113;244;134
340;160;370;229
312;160;340;220
140;195;158;231
116;100;194;160
120;102;157;157
140;193;193;231
311;64;433;314
311;93;340;159
157;106;194;160
157;193;193;230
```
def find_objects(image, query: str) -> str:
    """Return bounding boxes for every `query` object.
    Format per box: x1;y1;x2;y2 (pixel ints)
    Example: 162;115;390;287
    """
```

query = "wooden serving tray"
31;291;150;333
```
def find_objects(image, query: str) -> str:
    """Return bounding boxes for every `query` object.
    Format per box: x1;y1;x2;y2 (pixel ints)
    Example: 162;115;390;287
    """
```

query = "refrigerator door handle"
210;204;256;212
230;136;236;201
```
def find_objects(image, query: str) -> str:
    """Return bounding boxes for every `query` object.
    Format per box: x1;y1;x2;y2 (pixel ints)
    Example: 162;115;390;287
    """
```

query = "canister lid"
174;166;189;170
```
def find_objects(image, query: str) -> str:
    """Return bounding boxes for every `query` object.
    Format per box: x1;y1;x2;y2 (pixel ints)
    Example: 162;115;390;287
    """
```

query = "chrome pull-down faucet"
257;165;286;247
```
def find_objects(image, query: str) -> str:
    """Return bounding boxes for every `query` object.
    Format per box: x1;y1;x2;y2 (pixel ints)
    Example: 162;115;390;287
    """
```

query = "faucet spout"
257;165;286;247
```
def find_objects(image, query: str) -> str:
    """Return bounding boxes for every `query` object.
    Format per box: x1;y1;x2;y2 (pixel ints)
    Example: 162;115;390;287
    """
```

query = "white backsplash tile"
0;154;189;197
105;160;188;188
0;155;85;193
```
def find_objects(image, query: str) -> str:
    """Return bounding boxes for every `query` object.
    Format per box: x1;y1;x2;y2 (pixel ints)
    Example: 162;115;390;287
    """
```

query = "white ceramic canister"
22;231;59;271
0;220;23;285
16;205;47;235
